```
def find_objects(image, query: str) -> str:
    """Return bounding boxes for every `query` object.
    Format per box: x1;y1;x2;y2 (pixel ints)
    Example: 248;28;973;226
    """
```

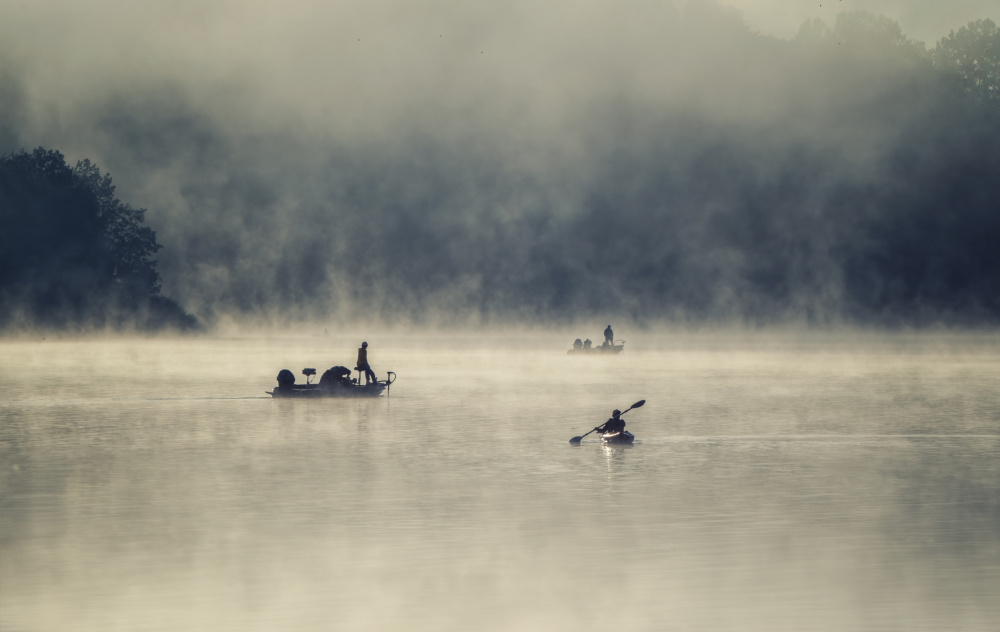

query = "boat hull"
269;368;395;398
567;344;624;355
269;383;386;398
601;430;635;444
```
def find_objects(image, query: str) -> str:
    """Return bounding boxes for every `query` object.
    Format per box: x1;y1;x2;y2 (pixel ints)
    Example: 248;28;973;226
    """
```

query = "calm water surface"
2;332;999;631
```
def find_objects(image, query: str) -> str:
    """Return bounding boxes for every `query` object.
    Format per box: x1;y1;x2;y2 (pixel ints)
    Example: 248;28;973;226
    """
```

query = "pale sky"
719;0;999;43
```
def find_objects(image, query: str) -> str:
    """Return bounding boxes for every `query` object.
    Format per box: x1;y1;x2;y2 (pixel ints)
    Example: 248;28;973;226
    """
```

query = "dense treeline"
312;12;1000;326
2;9;1000;327
536;13;1000;325
0;148;198;331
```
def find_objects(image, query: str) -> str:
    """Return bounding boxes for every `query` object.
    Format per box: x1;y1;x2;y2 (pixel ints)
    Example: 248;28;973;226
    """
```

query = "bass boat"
268;366;396;398
567;341;625;355
601;430;635;445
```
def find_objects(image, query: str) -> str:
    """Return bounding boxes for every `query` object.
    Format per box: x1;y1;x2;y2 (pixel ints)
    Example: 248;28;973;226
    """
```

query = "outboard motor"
276;369;295;389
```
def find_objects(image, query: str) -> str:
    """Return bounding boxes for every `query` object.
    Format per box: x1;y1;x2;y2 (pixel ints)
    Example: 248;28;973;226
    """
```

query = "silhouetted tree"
0;147;196;330
795;12;927;66
934;19;1000;103
72;158;163;302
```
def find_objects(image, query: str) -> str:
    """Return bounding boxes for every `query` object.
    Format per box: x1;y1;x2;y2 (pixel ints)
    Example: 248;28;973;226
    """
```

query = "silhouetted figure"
356;341;376;385
320;365;352;388
573;338;583;350
604;325;614;345
596;409;625;435
583;339;592;350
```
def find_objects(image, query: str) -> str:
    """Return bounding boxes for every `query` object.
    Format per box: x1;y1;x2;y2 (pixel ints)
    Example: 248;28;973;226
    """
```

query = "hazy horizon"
3;0;1000;329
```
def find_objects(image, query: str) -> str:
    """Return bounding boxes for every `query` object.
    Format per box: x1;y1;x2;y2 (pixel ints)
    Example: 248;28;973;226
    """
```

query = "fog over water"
2;333;999;631
3;0;1000;328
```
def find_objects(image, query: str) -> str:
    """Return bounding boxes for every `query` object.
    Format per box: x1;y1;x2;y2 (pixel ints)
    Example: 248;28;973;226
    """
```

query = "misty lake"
2;331;999;631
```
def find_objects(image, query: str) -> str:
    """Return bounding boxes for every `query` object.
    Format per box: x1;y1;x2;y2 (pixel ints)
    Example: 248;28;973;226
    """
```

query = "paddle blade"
569;436;583;444
624;399;645;412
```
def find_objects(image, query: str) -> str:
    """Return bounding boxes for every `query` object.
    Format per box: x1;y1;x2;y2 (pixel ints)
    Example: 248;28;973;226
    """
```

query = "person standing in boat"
604;324;614;346
357;341;376;385
595;409;625;435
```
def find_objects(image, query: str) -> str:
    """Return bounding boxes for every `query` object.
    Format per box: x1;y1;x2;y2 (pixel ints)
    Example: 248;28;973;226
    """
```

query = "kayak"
601;430;635;444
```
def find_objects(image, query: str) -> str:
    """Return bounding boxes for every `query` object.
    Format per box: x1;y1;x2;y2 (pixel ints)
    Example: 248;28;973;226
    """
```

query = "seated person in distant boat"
573;338;583;351
583;339;592;350
356;341;377;385
595;409;625;435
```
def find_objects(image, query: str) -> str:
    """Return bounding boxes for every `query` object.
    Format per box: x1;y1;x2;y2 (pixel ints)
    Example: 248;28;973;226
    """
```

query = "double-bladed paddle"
569;399;645;444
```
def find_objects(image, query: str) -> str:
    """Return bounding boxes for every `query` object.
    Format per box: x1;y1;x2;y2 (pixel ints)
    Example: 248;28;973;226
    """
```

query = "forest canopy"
2;8;1000;328
0;148;198;331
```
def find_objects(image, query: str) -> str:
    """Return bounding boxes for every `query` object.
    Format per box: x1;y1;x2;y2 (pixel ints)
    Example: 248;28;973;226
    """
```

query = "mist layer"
2;2;999;327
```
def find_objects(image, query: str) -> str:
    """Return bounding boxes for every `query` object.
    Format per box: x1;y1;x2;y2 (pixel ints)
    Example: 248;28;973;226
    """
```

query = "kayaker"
356;341;376;385
604;324;614;345
596;409;625;435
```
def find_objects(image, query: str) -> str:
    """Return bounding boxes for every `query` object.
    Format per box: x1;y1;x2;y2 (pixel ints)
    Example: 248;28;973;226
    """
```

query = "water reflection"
603;443;633;472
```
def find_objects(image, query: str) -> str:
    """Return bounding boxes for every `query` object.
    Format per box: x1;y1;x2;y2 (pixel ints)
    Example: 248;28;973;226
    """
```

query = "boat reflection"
603;442;633;471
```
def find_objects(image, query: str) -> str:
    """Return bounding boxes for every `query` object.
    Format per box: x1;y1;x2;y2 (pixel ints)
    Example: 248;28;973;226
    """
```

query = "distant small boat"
601;430;635;445
268;366;396;398
567;341;624;355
